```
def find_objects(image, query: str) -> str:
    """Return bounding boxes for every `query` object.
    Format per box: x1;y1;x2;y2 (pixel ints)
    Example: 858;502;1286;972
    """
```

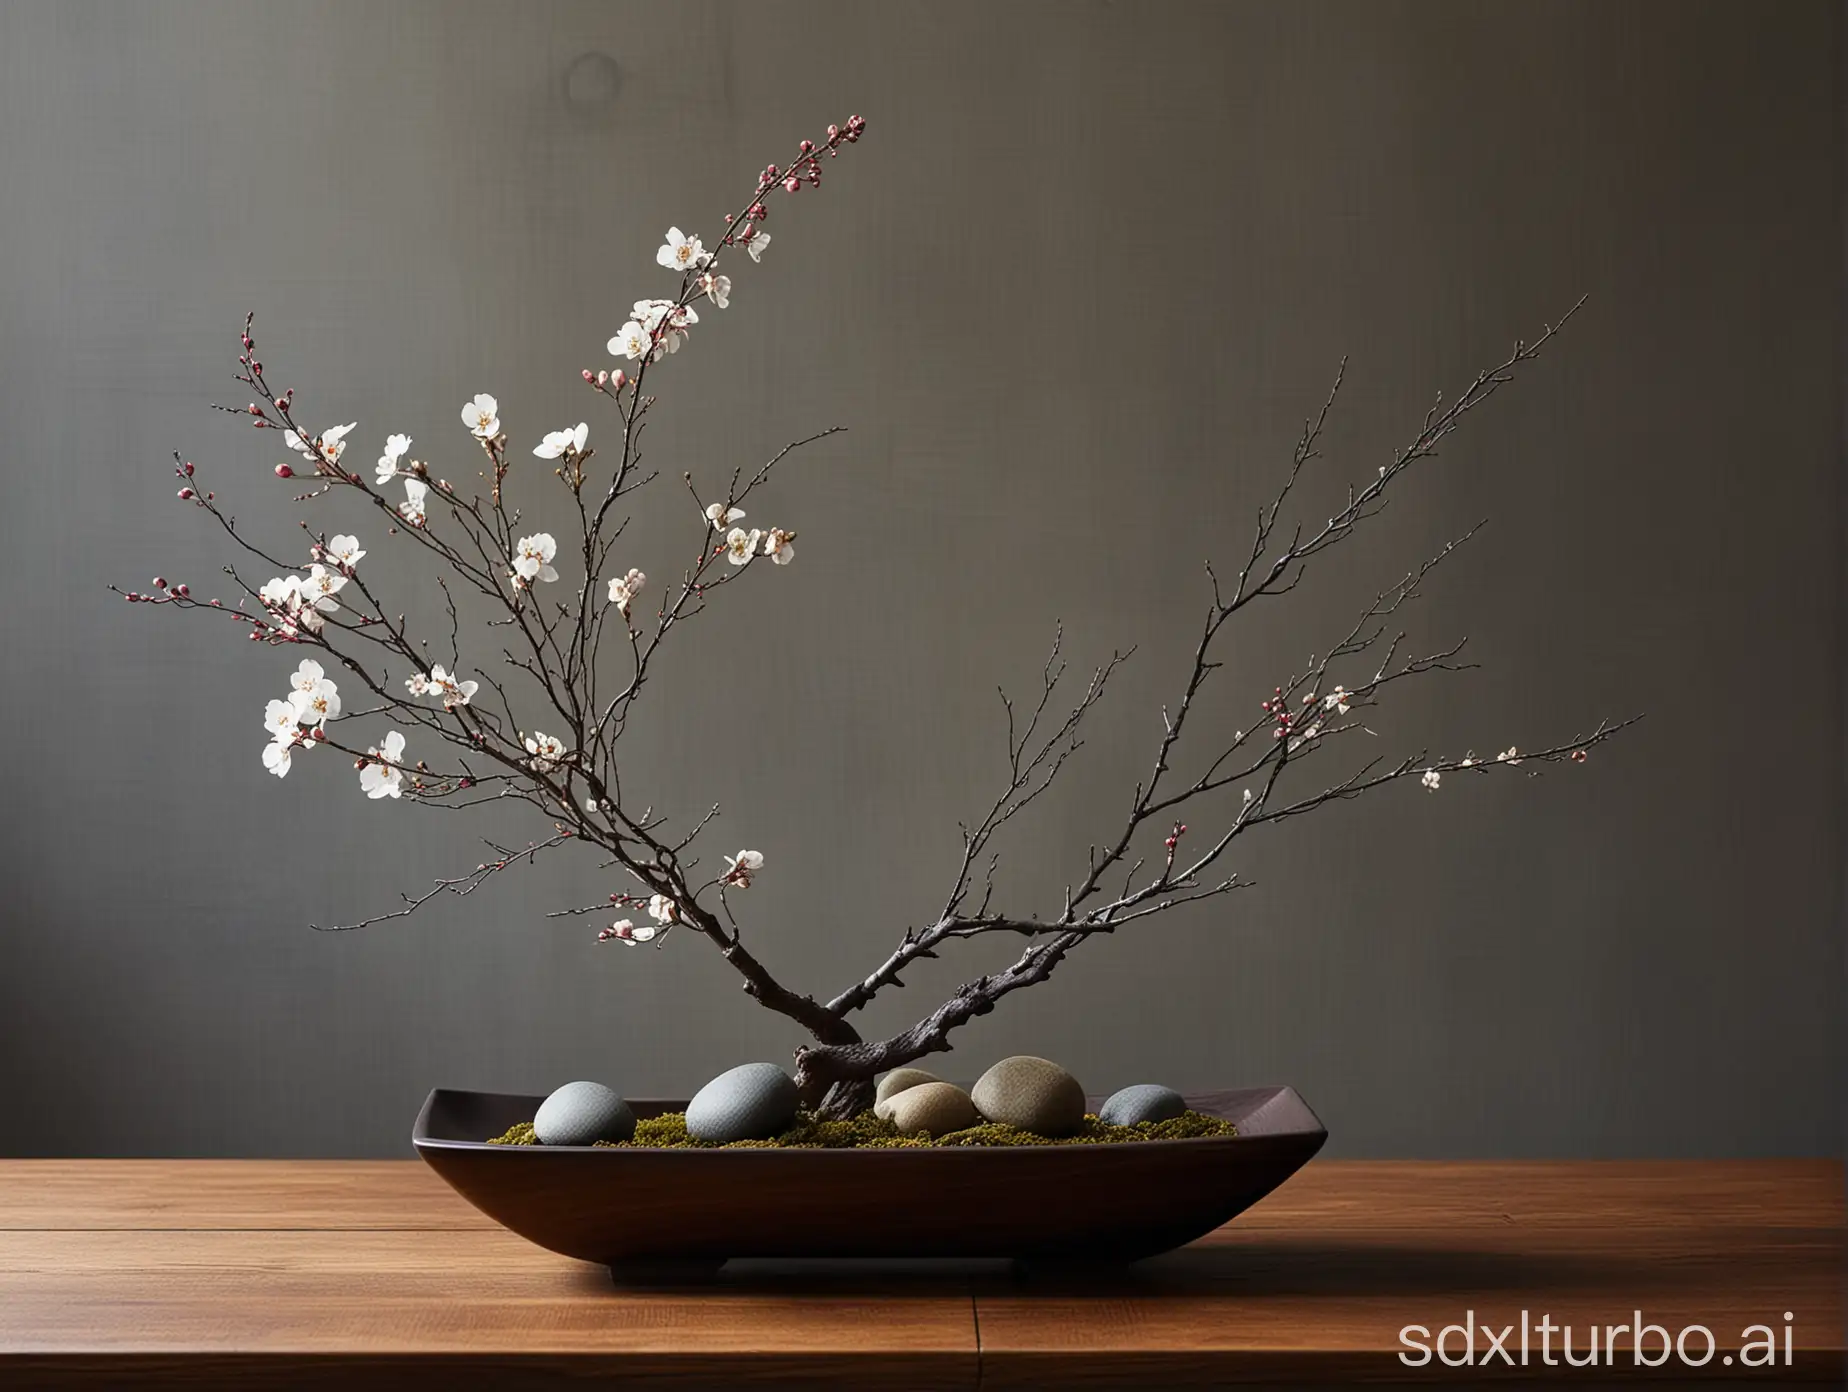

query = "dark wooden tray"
413;1085;1325;1281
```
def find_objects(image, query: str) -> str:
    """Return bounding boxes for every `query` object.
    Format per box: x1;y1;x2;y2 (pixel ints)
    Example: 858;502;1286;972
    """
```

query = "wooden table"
0;1160;1838;1387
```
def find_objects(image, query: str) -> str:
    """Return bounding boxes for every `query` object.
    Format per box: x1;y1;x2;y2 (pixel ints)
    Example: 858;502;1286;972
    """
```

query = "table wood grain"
0;1159;1838;1387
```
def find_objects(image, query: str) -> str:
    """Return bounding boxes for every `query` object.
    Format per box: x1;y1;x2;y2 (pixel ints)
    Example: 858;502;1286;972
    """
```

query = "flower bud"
152;576;167;589
274;463;294;478
178;487;195;499
783;176;800;193
183;461;195;476
581;368;594;382
611;370;626;391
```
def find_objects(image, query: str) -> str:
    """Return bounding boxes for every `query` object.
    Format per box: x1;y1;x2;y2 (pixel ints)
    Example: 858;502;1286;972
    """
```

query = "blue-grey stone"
533;1080;636;1146
685;1062;800;1143
1098;1083;1188;1127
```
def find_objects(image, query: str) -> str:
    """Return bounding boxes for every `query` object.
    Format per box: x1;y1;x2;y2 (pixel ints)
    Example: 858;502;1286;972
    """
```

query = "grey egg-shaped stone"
875;1067;942;1105
533;1081;636;1146
685;1062;800;1143
875;1081;978;1137
971;1056;1086;1137
1098;1083;1188;1128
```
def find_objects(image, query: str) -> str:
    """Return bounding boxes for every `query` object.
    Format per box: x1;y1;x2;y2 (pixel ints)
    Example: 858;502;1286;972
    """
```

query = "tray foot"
608;1257;727;1286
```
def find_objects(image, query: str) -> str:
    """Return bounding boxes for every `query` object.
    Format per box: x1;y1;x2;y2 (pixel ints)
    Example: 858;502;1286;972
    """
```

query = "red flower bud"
274;463;293;478
177;487;195;499
581;369;594;382
152;576;167;589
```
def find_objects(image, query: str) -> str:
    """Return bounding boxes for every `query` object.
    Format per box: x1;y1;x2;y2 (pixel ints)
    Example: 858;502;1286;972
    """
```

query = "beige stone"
874;1066;942;1105
971;1055;1085;1136
875;1081;978;1137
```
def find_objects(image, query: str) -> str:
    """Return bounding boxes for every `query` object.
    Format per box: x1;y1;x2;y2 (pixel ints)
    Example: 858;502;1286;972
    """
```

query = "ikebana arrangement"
120;112;1630;1175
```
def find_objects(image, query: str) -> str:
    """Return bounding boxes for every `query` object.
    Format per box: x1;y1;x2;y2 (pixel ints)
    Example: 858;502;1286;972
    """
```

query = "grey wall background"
0;0;1838;1158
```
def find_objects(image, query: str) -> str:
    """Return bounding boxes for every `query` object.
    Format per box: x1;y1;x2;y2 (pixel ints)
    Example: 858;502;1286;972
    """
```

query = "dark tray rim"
412;1085;1325;1156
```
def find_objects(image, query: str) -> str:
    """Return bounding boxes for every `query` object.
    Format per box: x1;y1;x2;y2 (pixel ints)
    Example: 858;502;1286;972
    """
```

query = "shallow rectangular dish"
414;1086;1326;1281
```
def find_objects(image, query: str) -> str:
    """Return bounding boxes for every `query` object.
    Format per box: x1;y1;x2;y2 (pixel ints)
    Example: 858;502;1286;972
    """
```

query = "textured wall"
0;0;1838;1157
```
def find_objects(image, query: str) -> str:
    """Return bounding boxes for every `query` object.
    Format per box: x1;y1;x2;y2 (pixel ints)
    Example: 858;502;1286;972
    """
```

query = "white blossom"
288;659;324;695
302;563;346;613
725;526;762;566
606;567;646;614
1497;746;1522;765
461;394;500;439
399;478;428;526
608;320;650;361
264;697;300;741
534;422;588;460
1322;685;1351;714
656;227;708;272
611;300;697;361
762;527;795;565
633;297;697;331
291;674;341;728
287;662;341;724
511;532;559;587
286;422;357;464
359;730;407;799
630;922;659;943
723;848;764;887
1421;769;1442;792
647;893;677;924
259;575;303;611
525;732;565;772
741;229;771;263
701;272;731;308
262;737;299;779
426;664;478;710
374;434;412;484
325;534;365;567
405;672;431;696
705;502;745;531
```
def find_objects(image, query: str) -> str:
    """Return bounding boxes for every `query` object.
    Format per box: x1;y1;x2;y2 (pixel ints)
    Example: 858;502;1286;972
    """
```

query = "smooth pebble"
971;1055;1086;1136
874;1067;942;1105
875;1081;978;1136
685;1062;800;1143
533;1081;636;1146
1097;1083;1188;1127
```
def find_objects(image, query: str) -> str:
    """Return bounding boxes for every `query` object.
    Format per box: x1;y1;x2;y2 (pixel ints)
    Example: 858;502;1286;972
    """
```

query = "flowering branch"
123;119;1633;1119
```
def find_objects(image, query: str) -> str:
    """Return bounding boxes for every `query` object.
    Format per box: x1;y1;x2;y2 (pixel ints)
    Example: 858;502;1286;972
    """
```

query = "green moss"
932;1111;1238;1146
486;1109;1235;1149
